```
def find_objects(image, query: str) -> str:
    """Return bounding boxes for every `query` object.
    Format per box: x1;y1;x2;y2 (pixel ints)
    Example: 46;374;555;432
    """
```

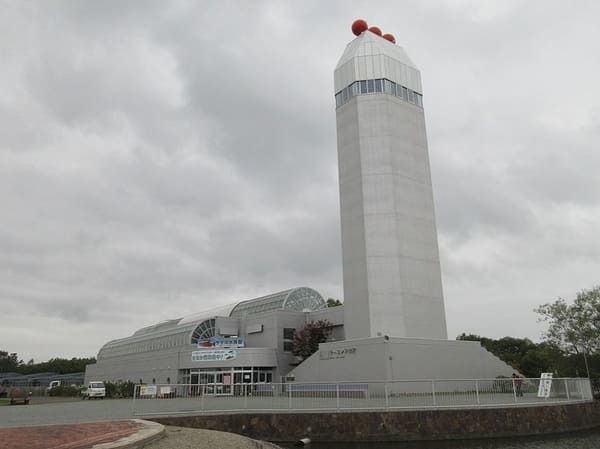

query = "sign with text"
191;349;237;362
320;347;357;360
139;385;157;397
197;337;245;349
537;372;553;398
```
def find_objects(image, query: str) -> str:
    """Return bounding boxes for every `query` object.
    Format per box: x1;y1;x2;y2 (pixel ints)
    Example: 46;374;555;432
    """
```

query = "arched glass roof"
191;319;216;344
229;287;326;318
97;286;326;359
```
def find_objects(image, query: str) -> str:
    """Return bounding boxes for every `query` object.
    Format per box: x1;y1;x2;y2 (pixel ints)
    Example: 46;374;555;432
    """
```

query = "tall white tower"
335;22;447;340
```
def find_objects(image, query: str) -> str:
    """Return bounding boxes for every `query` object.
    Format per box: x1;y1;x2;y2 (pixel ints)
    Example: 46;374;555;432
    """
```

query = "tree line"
455;333;599;378
0;351;96;374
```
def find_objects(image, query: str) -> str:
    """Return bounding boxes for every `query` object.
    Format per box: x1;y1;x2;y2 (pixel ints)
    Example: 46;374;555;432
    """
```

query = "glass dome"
229;287;326;318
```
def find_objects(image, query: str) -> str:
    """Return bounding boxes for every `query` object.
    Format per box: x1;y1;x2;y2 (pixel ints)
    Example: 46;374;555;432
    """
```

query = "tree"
0;351;21;372
456;333;563;377
326;298;342;307
535;286;600;356
292;320;333;362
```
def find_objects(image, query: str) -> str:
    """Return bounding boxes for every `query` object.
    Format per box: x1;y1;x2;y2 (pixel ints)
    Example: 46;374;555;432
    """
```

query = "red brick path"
0;420;143;449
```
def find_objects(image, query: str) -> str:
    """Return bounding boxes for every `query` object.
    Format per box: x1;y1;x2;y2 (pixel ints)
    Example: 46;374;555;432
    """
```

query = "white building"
85;287;344;388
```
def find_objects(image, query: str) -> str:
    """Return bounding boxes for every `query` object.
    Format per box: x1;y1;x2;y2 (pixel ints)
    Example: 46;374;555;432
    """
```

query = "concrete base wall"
289;337;517;384
154;401;600;442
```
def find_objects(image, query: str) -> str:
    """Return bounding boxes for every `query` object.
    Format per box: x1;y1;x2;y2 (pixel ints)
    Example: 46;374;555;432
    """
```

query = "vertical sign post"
537;373;553;399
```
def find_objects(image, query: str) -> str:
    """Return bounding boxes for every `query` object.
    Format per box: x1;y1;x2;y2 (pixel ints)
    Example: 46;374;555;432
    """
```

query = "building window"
402;86;408;101
335;78;423;109
416;93;423;107
283;328;295;352
191;319;216;344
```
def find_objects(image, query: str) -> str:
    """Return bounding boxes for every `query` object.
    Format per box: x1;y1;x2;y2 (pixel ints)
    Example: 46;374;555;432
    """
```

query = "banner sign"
537;372;553;398
197;337;245;349
192;349;237;362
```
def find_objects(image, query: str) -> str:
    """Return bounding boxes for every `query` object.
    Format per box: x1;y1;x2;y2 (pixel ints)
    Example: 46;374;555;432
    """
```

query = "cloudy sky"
2;0;599;363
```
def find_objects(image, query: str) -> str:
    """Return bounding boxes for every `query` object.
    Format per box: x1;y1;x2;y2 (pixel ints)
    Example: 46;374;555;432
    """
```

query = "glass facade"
181;367;274;396
335;78;423;109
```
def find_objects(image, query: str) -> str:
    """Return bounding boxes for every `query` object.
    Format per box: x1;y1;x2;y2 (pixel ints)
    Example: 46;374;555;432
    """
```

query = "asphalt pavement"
0;398;135;428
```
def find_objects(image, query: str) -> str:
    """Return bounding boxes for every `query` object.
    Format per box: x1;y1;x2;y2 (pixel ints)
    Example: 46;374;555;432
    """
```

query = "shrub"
103;381;135;398
48;385;81;397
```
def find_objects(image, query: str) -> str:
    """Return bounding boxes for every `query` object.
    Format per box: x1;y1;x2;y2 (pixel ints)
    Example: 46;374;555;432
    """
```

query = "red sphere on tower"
368;26;382;36
383;33;396;44
351;19;368;36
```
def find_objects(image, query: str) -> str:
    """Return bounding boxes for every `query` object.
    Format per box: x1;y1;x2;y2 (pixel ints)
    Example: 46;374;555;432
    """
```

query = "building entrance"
184;367;273;396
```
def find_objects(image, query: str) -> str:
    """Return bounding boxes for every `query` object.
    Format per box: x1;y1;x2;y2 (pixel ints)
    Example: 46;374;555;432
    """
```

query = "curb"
91;420;165;449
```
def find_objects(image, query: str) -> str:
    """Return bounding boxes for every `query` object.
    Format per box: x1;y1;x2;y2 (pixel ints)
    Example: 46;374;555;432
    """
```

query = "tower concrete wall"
335;32;447;340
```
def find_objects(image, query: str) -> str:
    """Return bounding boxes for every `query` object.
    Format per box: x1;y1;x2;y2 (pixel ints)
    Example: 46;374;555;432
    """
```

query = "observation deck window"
335;78;423;109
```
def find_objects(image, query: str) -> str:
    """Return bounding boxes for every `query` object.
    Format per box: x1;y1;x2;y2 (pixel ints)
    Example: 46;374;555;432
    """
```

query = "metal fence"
132;377;593;416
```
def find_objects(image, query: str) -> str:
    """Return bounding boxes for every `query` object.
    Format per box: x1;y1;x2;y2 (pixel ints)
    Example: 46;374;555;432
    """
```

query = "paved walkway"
0;421;281;449
0;401;282;449
0;420;151;449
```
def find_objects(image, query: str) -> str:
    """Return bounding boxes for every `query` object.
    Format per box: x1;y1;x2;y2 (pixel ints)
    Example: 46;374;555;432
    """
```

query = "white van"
82;381;106;399
47;380;61;392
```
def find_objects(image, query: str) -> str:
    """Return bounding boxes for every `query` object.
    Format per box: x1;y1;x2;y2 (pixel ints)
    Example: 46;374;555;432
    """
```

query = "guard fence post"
384;382;389;409
132;384;137;416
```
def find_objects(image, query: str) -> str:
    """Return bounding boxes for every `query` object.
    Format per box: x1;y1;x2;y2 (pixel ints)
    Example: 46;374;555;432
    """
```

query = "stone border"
152;401;600;442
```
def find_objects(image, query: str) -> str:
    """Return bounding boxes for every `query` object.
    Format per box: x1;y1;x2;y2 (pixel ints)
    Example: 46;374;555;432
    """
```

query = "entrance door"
222;373;232;395
198;372;214;394
190;373;199;396
214;372;232;396
194;371;233;396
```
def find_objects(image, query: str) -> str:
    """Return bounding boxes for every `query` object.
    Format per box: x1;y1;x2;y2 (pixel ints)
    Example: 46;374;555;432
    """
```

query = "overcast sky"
2;0;599;363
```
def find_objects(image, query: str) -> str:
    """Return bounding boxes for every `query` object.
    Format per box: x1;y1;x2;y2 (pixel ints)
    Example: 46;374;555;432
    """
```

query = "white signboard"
139;385;157;397
191;349;237;362
537;372;553;398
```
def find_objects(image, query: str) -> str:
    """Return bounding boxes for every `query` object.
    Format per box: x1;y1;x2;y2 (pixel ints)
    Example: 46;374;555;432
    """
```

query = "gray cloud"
1;1;599;361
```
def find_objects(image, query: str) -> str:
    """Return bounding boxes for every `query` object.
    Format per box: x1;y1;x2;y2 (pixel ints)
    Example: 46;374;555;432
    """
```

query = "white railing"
131;377;593;416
